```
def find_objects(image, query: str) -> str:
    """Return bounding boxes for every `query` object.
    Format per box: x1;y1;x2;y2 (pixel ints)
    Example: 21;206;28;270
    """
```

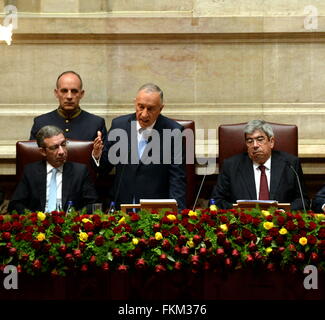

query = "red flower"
63;235;74;243
220;216;229;224
84;222;94;232
310;252;319;262
154;264;166;273
276;216;286;226
307;235;317;245
248;241;257;252
216;247;225;258
173;261;182;271
81;264;88;272
2;232;11;241
265;215;273;222
268;227;279;237
89;255;96;264
112;248;122;259
285;221;296;231
162;239;171;251
180;246;190;257
193;234;201;245
242;228;252;240
73;249;82;259
130;213;140;222
169;226;180;236
95;235;105;246
308;222;317;231
117;264;128;272
32;259;42;270
199;247;208;257
102;262;110;271
262;236;273;246
135;258;147;271
135;229;144;237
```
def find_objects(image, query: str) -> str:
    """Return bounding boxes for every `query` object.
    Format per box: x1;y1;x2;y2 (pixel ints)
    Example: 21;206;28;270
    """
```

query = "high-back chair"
174;119;196;209
16;140;96;182
218;122;298;171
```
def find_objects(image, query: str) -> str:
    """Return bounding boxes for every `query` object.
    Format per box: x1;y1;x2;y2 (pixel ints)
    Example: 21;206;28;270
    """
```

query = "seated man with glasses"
211;119;309;210
8;125;98;214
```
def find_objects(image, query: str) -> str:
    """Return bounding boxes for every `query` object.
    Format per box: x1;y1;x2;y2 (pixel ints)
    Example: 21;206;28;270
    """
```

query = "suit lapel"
270;152;285;200
62;162;71;209
38;162;47;211
238;154;257;199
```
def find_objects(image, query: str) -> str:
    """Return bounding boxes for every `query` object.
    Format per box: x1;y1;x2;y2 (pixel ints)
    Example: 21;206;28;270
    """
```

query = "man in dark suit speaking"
9;125;98;213
211;119;309;211
93;83;186;210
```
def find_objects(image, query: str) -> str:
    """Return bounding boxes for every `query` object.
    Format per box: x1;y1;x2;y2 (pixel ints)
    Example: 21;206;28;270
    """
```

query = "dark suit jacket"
211;150;309;211
8;161;98;213
312;186;325;212
99;113;186;210
29;109;107;142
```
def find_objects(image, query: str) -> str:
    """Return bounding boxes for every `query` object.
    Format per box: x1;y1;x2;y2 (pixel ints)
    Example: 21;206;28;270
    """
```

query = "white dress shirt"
253;157;271;199
45;162;63;212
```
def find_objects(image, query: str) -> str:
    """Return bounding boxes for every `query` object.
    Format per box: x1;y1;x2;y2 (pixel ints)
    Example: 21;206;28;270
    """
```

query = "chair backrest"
174;119;196;209
16;140;96;182
218;122;298;171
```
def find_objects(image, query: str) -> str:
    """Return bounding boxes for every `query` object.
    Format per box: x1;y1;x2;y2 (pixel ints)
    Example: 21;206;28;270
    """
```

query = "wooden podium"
233;201;291;211
120;199;178;213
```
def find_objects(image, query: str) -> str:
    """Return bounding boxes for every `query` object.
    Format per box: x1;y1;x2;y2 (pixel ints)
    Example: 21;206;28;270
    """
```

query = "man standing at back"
211;119;309;211
29;71;107;142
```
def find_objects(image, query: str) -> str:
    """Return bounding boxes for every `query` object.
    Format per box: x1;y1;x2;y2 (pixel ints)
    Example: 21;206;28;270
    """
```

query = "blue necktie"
138;136;147;159
48;168;57;212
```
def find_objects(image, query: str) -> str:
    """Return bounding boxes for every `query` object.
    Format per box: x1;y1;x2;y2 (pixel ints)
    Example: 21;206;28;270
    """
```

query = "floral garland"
0;207;324;276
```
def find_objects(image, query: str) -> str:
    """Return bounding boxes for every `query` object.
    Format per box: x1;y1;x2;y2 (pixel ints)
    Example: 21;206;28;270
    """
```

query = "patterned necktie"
48;168;57;212
258;165;269;200
138;136;147;159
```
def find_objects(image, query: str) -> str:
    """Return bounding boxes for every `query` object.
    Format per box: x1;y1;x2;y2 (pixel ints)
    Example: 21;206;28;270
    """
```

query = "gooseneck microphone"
285;160;307;213
192;173;207;211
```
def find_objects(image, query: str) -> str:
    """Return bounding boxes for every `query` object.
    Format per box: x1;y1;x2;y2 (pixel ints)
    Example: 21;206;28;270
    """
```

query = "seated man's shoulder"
273;150;298;162
159;115;183;130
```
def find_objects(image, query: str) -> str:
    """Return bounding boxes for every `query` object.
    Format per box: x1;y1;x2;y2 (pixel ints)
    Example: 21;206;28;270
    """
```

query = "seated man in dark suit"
312;187;325;212
29;70;107;142
9;125;98;213
211;119;309;211
92;83;186;210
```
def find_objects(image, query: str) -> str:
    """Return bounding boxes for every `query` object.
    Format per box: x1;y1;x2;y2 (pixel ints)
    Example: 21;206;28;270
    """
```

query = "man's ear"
39;147;46;157
80;89;85;99
270;136;275;149
160;104;164;112
54;88;58;99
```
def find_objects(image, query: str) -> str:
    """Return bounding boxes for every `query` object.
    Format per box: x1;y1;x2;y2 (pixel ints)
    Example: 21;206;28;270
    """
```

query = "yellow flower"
220;224;228;232
187;239;194;248
155;232;163;240
261;210;271;217
315;214;325;220
79;231;88;242
266;247;273;254
118;216;126;225
188;211;197;217
279;227;288;235
36;232;45;241
167;214;177;221
299;237;308;246
37;212;46;221
263;222;274;230
210;204;217;211
132;238;139;245
82;218;92;224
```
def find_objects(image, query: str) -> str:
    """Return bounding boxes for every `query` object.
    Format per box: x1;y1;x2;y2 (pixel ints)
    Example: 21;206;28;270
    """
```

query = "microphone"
192;173;207;211
285;160;307;213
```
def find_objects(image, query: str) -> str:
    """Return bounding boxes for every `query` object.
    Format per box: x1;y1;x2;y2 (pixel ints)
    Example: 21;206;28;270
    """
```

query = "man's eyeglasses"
44;140;68;151
245;136;267;146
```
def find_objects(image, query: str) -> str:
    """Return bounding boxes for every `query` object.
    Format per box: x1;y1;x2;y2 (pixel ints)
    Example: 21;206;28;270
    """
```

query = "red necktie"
258;165;269;200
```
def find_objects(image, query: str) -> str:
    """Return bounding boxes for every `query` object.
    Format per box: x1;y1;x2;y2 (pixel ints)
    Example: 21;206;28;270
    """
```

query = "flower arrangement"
0;207;324;276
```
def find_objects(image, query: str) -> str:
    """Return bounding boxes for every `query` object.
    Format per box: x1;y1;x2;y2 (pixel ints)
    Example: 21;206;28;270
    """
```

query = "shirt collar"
136;120;156;134
253;156;271;171
46;162;63;174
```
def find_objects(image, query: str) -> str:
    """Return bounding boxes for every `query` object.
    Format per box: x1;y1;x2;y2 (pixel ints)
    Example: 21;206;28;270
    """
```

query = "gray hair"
56;70;83;89
137;83;164;103
244;120;274;139
36;125;64;147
